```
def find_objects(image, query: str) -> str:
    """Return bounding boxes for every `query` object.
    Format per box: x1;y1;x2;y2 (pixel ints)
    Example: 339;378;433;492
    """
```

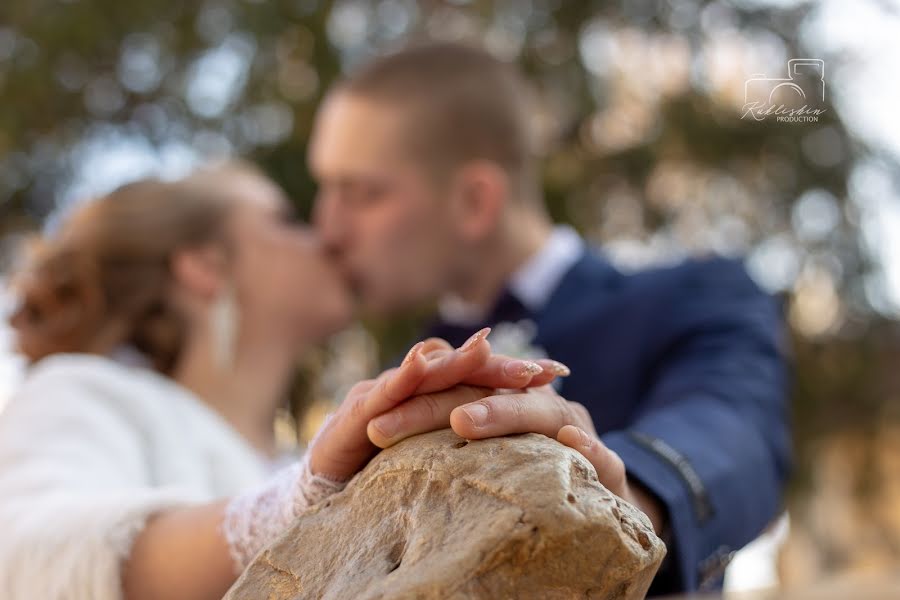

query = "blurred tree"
2;0;895;327
1;1;899;523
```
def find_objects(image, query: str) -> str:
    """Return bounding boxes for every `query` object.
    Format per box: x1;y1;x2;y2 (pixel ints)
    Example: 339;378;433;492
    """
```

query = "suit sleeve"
601;258;791;593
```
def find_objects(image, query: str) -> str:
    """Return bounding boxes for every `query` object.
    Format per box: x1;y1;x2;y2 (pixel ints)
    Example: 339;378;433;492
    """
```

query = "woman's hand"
307;329;570;481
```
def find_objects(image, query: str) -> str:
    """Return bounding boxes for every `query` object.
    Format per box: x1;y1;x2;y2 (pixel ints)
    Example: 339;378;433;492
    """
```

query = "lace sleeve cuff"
221;452;348;573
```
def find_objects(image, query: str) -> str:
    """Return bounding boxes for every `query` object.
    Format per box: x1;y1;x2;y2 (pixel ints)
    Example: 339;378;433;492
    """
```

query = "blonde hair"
9;160;268;373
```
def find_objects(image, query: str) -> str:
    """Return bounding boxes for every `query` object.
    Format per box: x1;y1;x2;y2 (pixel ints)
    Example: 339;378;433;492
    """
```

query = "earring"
211;283;239;370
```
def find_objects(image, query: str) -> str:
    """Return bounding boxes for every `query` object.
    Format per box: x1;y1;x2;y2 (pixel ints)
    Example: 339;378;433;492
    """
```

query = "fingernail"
546;360;571;377
503;359;543;378
371;413;400;439
461;403;489;427
459;327;491;352
402;341;425;366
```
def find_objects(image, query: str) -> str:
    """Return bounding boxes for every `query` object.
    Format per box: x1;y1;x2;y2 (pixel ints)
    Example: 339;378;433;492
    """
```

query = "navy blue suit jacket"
424;249;791;594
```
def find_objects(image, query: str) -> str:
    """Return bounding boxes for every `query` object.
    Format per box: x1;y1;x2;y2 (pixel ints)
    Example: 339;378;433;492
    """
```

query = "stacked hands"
310;327;626;492
223;328;641;572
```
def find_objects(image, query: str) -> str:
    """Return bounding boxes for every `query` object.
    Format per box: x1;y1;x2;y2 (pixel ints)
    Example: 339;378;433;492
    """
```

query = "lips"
339;266;365;299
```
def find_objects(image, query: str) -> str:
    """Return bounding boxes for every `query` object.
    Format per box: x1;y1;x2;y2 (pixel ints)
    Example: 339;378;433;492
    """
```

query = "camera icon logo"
743;59;826;122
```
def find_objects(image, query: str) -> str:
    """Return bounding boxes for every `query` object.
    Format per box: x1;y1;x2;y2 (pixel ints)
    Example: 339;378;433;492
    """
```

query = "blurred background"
1;0;898;594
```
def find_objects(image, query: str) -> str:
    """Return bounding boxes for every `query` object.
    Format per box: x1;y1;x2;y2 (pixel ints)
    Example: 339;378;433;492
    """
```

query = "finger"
410;338;569;391
458;356;572;389
556;425;627;495
411;328;493;394
447;354;544;390
361;342;428;416
346;378;378;400
449;388;577;440
419;337;454;357
531;359;572;386
566;401;598;437
370;366;398;386
367;385;493;448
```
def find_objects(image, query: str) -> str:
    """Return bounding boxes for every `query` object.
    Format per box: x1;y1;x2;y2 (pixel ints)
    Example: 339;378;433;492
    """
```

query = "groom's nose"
313;192;350;253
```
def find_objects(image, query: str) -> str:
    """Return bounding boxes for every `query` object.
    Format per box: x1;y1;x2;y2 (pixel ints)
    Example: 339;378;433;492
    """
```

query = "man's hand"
368;362;666;535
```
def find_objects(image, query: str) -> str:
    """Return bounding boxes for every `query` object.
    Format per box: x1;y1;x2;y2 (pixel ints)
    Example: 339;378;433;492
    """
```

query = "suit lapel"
533;248;621;347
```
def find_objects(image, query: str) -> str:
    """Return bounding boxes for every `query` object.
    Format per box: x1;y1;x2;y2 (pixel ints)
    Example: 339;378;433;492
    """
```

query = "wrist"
624;476;667;537
292;452;349;518
221;454;349;574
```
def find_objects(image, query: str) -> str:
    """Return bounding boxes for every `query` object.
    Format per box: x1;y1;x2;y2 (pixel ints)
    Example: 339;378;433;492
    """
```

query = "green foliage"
1;0;898;453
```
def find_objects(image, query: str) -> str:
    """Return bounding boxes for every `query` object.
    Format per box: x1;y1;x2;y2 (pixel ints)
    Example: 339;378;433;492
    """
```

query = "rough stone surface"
225;429;667;600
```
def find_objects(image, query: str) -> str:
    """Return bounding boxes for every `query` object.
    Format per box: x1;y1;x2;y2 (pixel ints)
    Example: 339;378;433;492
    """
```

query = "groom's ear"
448;160;510;242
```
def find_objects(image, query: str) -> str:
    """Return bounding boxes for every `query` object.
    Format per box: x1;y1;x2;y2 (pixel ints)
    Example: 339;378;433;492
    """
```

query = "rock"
225;429;667;600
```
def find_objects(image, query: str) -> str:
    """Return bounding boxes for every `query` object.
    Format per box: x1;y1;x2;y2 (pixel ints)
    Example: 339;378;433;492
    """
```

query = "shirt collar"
438;225;585;326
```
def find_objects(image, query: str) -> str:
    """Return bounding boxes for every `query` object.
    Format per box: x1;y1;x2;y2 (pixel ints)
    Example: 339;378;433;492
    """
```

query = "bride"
0;161;568;600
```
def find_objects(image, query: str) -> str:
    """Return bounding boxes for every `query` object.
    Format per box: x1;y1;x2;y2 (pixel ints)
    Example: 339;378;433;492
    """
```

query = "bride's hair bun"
10;239;106;364
9;161;266;372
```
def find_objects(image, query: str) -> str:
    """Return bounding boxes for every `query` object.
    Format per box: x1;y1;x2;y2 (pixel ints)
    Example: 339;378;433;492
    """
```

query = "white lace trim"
221;451;347;573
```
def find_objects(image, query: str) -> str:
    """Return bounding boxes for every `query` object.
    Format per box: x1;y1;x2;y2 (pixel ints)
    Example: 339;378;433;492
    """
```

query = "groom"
308;42;789;595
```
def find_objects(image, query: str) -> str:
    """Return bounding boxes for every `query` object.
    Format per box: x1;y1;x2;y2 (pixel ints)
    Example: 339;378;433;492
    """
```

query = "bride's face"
225;174;353;345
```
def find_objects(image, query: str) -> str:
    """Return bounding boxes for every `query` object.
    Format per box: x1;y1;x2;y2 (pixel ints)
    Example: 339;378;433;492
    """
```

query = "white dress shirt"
438;225;585;325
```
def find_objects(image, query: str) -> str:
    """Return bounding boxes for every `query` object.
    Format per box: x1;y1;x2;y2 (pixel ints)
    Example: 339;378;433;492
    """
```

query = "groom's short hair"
337;42;540;204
